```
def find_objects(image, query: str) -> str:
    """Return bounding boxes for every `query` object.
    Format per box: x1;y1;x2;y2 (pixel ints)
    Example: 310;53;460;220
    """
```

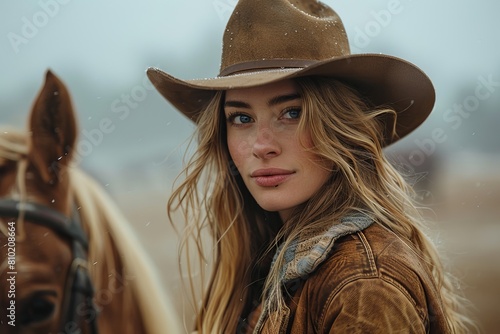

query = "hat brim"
147;53;435;146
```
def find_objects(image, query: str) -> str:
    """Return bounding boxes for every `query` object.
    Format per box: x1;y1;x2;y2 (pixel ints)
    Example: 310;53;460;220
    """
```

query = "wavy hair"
168;77;476;333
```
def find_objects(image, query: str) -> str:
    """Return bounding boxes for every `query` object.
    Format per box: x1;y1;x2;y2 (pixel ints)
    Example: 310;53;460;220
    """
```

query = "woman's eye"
227;113;253;125
282;108;301;119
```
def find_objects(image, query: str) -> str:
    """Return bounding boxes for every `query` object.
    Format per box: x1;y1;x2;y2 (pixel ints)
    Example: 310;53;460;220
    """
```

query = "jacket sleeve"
320;277;427;333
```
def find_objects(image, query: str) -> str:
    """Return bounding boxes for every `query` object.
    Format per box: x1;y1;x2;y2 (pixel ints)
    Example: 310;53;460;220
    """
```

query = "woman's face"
224;79;332;221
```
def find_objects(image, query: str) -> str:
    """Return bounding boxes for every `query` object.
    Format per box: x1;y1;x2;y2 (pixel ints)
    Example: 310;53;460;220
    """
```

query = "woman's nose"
252;125;281;159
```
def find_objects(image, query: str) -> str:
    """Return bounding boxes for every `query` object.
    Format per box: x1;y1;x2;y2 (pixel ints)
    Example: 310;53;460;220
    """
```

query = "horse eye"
19;293;56;326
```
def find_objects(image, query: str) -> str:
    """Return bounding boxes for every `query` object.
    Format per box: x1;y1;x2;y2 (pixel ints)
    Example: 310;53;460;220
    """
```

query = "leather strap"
219;59;317;76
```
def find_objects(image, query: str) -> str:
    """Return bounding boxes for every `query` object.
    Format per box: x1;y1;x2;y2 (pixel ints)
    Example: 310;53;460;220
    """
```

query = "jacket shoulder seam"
356;230;377;273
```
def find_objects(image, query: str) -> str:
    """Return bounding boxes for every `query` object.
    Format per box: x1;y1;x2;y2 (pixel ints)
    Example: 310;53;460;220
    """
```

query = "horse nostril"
19;290;57;327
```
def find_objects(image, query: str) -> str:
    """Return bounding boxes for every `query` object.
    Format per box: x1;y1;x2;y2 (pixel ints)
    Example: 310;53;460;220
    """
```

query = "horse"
0;70;182;334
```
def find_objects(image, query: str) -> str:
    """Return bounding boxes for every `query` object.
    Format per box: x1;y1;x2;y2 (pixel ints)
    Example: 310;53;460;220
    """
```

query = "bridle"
0;199;99;334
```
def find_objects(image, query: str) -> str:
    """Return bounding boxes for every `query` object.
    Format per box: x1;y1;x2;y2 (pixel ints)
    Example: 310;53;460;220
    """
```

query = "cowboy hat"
147;0;435;146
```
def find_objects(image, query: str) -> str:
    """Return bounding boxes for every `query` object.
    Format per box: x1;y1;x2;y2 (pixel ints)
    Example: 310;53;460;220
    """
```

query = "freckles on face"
224;79;331;220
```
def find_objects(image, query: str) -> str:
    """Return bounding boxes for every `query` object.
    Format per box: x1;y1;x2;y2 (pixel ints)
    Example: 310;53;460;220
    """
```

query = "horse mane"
0;128;29;240
0;128;182;333
0;128;27;161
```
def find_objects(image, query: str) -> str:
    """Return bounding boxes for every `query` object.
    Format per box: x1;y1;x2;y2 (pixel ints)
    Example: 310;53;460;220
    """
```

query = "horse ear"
29;69;78;184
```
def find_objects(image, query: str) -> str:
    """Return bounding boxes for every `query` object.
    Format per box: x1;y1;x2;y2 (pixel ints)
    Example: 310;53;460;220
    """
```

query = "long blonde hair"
168;77;476;333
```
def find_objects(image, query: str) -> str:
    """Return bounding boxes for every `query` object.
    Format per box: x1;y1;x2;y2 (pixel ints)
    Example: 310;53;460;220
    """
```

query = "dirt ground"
428;155;500;334
111;152;500;333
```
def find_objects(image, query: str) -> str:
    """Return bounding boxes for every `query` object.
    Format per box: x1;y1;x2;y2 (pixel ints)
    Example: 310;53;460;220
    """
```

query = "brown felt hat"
147;0;435;146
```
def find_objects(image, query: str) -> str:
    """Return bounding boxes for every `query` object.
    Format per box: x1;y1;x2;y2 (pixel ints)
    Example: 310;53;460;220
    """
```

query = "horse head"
0;70;182;334
0;70;95;334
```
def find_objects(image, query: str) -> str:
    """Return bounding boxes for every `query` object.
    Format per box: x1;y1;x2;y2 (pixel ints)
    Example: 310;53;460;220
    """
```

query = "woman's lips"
251;168;294;187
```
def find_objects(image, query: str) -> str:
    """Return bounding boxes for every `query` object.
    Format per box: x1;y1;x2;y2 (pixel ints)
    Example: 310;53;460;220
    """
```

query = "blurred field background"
1;0;499;332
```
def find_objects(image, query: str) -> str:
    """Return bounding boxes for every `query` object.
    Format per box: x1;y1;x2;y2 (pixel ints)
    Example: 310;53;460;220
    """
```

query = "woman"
147;0;476;333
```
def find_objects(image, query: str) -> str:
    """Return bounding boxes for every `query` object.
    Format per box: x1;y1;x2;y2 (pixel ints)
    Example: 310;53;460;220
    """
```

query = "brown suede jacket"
246;220;451;333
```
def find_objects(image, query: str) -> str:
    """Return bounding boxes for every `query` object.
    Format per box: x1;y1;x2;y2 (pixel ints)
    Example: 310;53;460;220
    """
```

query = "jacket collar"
276;212;374;283
253;213;374;333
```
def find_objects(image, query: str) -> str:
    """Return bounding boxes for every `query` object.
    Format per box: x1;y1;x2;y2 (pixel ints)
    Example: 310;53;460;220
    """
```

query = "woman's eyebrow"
224;93;301;109
224;100;250;109
267;93;301;107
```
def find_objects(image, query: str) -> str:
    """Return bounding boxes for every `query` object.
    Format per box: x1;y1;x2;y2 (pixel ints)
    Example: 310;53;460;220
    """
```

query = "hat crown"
220;0;351;76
